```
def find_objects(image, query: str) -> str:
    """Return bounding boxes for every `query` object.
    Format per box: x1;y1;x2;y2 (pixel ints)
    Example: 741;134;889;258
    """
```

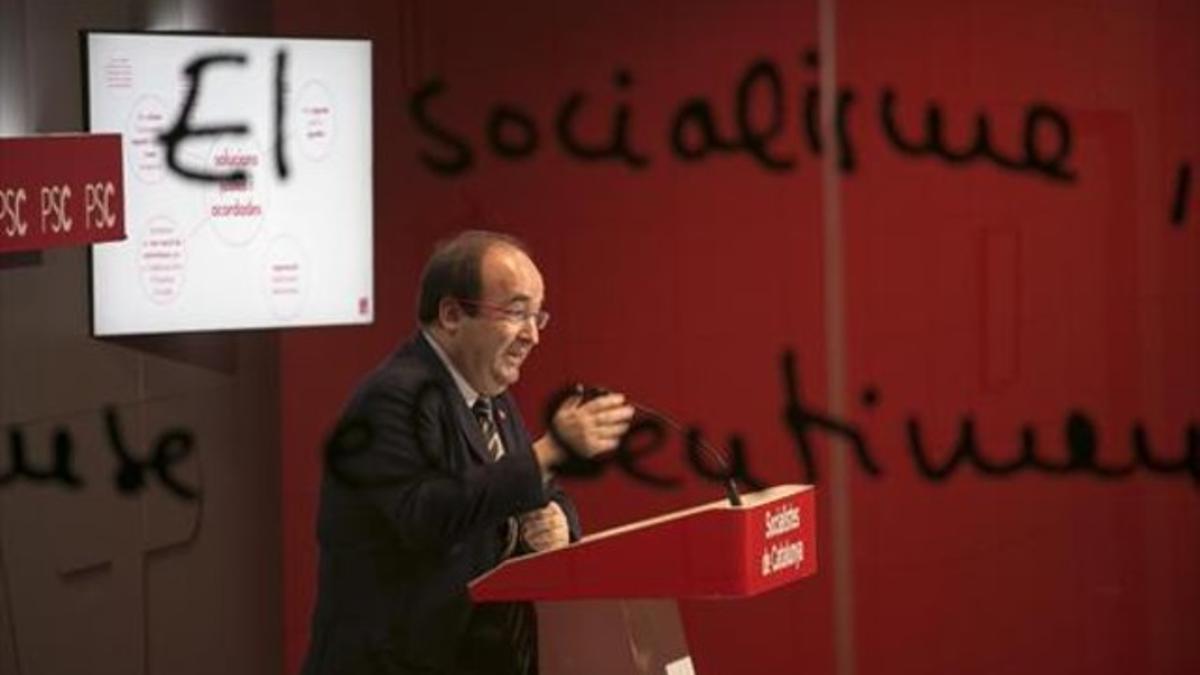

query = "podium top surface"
470;484;817;602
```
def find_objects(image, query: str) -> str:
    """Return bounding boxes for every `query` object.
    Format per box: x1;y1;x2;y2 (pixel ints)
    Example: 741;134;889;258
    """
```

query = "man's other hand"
552;392;634;456
532;391;635;472
519;502;570;551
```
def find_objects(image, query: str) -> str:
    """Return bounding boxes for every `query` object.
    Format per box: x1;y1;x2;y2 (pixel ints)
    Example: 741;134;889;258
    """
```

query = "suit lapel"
494;396;521;460
453;395;494;464
411;332;495;464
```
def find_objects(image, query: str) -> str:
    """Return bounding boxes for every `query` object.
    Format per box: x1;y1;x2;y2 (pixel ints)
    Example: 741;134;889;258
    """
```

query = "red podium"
470;484;817;674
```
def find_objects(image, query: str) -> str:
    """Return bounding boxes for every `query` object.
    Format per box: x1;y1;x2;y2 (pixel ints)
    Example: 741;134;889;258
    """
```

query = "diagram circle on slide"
204;138;273;247
295;79;337;160
262;235;310;319
126;95;170;184
138;215;186;305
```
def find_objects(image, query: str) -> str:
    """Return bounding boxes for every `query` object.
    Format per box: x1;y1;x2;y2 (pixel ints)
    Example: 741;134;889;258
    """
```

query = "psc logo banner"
0;133;125;254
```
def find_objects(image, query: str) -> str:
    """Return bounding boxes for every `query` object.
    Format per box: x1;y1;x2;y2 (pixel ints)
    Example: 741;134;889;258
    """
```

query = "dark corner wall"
277;1;1199;674
1;1;281;674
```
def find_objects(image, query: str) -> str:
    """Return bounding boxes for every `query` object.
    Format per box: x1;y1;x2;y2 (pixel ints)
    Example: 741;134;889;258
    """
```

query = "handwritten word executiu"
535;351;1197;492
775;352;1198;488
324;352;1197;496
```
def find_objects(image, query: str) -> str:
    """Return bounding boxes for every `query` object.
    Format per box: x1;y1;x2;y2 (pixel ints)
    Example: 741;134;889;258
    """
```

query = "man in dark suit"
303;231;634;674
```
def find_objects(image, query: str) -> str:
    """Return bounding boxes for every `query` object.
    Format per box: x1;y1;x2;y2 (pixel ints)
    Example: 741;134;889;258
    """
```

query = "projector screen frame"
81;29;375;337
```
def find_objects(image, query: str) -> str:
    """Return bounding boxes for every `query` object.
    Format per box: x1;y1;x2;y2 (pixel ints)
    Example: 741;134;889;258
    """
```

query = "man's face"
450;245;544;396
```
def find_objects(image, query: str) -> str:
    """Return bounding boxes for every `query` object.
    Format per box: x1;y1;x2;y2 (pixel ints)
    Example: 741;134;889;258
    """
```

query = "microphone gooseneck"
577;384;743;507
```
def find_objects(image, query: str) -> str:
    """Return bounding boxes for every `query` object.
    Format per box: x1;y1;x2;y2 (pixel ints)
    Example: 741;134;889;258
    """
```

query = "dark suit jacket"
302;332;580;675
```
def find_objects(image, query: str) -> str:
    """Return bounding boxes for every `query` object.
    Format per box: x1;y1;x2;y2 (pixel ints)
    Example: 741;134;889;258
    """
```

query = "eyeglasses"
457;299;550;330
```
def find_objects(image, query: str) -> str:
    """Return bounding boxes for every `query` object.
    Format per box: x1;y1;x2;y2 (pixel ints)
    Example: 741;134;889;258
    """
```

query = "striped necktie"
471;397;506;461
472;397;518;560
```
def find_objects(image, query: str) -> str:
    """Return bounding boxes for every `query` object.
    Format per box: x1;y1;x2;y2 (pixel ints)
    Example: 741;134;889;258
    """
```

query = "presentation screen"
84;32;372;336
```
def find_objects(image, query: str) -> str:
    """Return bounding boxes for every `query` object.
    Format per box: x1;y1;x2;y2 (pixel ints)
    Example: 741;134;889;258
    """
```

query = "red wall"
277;1;1200;673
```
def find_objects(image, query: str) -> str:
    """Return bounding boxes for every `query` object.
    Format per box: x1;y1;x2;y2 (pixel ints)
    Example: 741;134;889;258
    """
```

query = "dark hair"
416;230;530;325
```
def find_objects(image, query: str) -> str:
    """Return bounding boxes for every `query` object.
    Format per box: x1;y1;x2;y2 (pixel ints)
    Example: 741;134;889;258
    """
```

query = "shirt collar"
422;328;484;408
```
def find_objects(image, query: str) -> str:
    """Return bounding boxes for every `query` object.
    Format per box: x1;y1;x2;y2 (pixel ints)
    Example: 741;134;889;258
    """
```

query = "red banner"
0;133;125;253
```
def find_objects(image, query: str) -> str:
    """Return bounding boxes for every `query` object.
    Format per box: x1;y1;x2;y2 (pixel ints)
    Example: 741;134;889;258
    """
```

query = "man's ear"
438;297;463;333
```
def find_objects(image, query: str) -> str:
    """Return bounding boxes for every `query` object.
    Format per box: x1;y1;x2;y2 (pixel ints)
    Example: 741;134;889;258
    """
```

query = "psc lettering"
84;181;118;229
0;187;29;237
40;184;72;234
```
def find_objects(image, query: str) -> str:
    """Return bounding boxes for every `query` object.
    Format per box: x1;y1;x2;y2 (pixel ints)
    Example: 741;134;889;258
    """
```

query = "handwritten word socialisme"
409;50;1078;185
147;48;1193;225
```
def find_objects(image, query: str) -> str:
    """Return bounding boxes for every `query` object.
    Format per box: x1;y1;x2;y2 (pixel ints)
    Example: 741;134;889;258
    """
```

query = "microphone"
576;384;743;507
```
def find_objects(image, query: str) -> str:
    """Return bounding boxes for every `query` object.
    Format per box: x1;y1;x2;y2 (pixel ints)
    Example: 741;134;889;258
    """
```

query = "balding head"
419;230;545;395
417;230;531;326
